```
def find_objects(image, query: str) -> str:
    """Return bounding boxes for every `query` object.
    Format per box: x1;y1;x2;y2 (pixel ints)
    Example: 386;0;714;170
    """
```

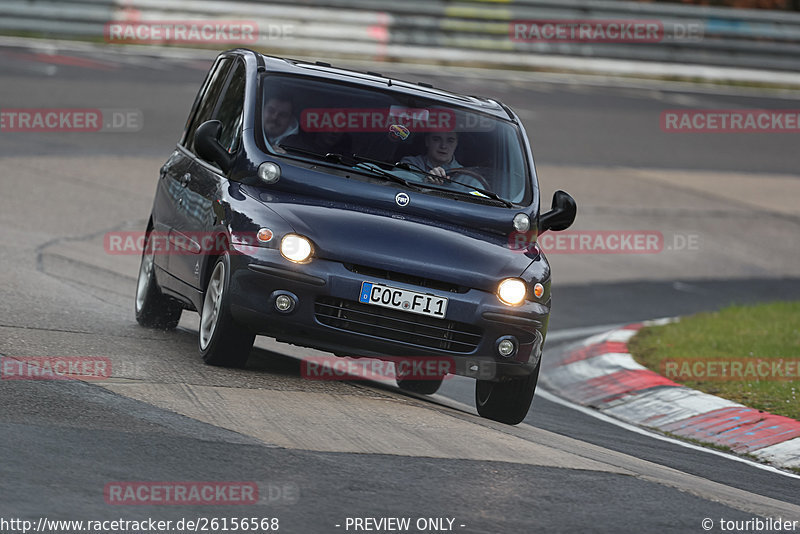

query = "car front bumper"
227;245;549;380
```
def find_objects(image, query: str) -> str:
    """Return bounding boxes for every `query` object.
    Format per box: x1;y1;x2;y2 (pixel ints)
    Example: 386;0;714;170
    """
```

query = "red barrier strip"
556;341;630;366
561;369;680;406
661;407;800;453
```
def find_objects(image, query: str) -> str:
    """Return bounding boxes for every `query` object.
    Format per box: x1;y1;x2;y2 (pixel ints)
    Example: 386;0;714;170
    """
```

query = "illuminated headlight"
497;278;527;306
280;234;313;263
258;162;281;184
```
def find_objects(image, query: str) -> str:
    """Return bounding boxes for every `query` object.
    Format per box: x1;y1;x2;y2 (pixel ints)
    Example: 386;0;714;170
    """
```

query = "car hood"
265;202;532;291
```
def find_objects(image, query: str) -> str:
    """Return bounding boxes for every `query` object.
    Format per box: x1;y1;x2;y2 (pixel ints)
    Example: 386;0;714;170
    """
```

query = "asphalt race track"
1;42;799;533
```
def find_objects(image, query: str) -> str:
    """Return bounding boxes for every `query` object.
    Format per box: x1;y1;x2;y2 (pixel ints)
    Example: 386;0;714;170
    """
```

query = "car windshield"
260;73;531;205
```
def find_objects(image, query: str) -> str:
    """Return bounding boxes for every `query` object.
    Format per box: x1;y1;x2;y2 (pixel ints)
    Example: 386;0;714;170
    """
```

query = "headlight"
513;213;530;232
258;162;281;184
280;234;313;263
497;278;527;306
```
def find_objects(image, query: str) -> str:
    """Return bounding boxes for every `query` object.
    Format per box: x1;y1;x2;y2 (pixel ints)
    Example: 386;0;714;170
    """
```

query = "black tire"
475;363;540;425
135;229;182;329
396;375;444;395
198;253;255;368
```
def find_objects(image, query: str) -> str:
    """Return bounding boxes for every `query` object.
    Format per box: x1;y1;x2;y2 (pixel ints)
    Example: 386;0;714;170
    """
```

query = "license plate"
358;282;448;319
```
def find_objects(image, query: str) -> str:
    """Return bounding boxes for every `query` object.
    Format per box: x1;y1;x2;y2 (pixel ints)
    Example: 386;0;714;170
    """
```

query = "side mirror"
195;120;232;172
540;190;577;233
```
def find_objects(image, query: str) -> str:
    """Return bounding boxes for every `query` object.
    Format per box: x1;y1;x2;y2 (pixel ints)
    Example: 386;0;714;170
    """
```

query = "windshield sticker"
389;123;410;140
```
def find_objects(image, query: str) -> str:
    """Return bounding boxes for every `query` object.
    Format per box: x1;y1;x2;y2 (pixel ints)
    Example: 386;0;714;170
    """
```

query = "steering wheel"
445;167;491;190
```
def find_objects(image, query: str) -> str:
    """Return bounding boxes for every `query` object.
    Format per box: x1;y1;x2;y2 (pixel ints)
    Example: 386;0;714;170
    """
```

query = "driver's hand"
426;166;447;184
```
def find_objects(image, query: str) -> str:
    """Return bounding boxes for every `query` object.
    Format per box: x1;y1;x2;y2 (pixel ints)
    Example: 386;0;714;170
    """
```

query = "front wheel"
475;364;540;425
199;253;255;368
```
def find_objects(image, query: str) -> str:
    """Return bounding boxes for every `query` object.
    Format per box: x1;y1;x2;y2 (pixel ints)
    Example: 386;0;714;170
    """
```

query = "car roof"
233;50;514;121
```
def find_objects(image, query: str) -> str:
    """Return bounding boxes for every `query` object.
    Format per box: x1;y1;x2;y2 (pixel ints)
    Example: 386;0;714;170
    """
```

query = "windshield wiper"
351;155;510;206
398;161;513;208
279;145;347;164
280;147;508;203
349;154;401;170
281;146;420;191
350;156;421;191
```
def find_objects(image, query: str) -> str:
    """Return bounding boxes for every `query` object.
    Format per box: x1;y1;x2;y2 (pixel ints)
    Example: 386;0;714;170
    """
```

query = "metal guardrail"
1;0;800;72
0;1;115;37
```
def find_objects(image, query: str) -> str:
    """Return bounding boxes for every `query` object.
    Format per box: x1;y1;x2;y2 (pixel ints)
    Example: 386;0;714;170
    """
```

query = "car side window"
215;60;246;153
184;58;233;154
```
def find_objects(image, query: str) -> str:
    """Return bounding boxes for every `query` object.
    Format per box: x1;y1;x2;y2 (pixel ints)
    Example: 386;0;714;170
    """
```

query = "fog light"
497;337;517;358
275;294;295;312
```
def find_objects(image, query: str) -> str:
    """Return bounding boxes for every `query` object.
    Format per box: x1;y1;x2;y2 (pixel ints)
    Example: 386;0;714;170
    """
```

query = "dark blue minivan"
135;49;576;424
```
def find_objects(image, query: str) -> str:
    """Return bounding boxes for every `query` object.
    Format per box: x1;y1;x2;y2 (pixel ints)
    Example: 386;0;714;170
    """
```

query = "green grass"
629;301;800;421
660;430;737;454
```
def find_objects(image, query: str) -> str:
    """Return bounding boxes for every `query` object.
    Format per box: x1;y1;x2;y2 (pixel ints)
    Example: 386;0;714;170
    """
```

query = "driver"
400;132;460;182
400;132;482;190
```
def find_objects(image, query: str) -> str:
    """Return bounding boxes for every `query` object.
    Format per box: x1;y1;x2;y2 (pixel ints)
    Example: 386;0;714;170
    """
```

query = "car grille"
343;264;467;293
315;297;482;353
